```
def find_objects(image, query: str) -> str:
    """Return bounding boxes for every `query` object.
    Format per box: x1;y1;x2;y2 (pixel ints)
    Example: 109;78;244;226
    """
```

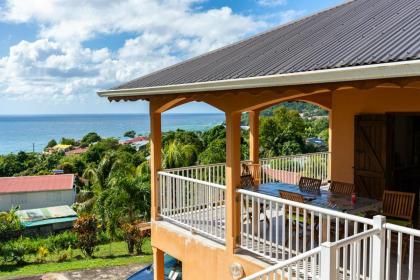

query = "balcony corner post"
225;111;242;253
371;215;386;280
320;242;337;280
150;101;162;222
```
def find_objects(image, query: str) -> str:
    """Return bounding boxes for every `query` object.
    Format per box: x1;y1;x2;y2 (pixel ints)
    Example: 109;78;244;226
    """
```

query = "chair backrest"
298;177;321;192
240;174;255;187
279;191;305;218
241;163;261;183
279;191;305;203
382;190;416;222
329;181;355;195
247;163;261;183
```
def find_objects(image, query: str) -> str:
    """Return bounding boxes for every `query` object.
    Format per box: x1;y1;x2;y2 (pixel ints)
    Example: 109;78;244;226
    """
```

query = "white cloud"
257;0;287;7
0;0;305;105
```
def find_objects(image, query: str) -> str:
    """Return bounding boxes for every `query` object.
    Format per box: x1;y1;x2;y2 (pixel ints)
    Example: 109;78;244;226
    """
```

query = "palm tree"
75;151;127;214
163;141;197;168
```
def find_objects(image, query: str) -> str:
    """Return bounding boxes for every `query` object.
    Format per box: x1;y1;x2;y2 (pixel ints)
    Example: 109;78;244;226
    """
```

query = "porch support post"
225;111;242;253
249;110;260;164
371;215;386;280
150;101;162;221
320;242;337;280
152;247;165;280
328;109;332;182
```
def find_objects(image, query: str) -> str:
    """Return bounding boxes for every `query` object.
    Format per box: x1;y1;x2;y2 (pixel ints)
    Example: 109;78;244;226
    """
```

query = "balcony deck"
158;153;420;280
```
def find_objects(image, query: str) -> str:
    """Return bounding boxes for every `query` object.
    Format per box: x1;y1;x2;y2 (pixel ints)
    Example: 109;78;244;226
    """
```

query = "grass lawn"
0;239;152;278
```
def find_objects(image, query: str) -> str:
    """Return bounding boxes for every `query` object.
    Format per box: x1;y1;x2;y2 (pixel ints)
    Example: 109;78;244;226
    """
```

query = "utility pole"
32;143;35;153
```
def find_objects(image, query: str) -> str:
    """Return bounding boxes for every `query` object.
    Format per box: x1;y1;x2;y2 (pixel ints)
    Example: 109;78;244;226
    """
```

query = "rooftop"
0;174;75;194
101;0;420;96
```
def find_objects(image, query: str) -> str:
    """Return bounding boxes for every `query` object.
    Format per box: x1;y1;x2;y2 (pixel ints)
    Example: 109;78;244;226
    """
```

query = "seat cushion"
386;218;411;227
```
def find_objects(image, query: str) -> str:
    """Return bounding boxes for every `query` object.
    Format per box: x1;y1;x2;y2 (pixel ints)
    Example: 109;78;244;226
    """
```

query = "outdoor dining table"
242;182;382;242
250;182;382;216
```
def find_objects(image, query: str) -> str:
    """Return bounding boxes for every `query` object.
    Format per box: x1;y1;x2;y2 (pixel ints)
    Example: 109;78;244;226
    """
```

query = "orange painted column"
249;110;260;164
225;111;242;253
149;102;162;221
328;109;333;182
153;247;165;280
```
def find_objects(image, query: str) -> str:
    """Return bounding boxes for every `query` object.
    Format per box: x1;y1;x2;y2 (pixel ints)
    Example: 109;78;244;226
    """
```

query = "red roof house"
0;174;75;194
0;174;76;211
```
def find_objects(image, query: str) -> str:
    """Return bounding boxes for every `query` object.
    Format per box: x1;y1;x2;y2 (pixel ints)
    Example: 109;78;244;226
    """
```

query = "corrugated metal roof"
0;174;74;194
16;205;77;227
110;0;420;91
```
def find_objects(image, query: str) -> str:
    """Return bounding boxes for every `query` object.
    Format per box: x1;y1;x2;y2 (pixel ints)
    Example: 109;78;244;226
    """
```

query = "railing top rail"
260;151;330;161
163;152;329;172
163;162;227;171
329;228;379;249
384;222;420;237
237;188;373;226
158;171;226;190
241;247;321;280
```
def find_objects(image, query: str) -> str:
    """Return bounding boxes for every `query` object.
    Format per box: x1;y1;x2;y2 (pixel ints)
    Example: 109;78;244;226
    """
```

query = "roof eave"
97;60;420;98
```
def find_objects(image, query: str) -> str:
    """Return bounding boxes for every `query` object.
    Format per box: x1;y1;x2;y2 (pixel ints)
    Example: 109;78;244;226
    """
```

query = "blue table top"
242;182;382;215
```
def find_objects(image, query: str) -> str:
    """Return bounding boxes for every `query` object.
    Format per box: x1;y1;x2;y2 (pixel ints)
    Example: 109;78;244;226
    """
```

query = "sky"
0;0;343;115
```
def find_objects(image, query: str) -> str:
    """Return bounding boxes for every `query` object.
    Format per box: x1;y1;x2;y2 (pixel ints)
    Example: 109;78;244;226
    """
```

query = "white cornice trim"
97;60;420;98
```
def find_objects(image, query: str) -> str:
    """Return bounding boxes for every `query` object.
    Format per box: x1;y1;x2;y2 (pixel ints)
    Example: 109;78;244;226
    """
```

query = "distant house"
120;136;149;150
0;174;76;212
65;147;88;156
44;144;72;154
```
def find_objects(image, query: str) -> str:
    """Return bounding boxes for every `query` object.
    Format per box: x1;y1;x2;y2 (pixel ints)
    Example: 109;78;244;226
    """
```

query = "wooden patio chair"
279;191;319;246
241;163;261;185
329;181;355;195
382;190;416;263
241;164;269;225
298;177;321;192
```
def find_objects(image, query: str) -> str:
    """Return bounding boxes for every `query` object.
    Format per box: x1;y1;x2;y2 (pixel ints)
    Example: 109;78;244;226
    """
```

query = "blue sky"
0;0;342;115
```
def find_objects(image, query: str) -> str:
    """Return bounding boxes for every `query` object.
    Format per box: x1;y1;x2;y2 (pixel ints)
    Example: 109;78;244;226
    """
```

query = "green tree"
163;141;197;168
84;138;119;164
260;107;306;157
124;130;136;138
199;139;226;164
78;151;125;214
61;137;76;146
45;139;57;150
81;132;101;147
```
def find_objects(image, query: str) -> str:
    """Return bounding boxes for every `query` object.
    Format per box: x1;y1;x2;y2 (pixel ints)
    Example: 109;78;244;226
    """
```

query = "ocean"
0;114;225;155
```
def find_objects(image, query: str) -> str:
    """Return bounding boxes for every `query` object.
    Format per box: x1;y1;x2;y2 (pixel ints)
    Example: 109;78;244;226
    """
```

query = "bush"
36;246;49;263
0;239;27;264
73;215;99;257
0;208;24;242
121;221;150;255
46;231;78;252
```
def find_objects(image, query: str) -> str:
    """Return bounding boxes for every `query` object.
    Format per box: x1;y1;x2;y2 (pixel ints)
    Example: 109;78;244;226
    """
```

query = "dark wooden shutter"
354;114;389;199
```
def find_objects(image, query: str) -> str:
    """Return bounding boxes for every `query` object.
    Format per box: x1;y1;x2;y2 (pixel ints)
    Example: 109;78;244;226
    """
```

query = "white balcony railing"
165;162;226;185
242;247;322;280
158;171;226;242
242;215;420;280
260;152;329;185
158;152;420;279
237;189;374;263
164;152;330;186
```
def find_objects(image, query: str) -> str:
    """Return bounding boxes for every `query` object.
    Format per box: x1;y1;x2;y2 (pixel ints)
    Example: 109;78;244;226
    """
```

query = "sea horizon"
0;113;225;155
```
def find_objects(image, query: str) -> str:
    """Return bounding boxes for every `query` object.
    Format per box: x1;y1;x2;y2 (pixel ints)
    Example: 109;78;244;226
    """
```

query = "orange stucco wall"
151;221;267;280
330;87;420;183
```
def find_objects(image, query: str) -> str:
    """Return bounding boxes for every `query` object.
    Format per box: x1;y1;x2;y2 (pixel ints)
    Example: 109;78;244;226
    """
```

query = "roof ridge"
0;174;74;180
109;0;356;90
